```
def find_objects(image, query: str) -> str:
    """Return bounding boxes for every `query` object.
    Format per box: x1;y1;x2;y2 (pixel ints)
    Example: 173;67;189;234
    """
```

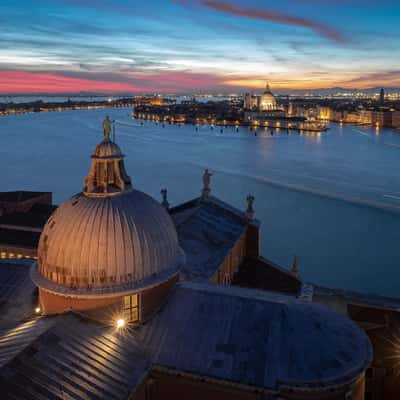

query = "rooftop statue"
203;169;212;190
202;169;213;200
103;116;114;140
161;188;169;210
292;255;299;278
246;194;255;220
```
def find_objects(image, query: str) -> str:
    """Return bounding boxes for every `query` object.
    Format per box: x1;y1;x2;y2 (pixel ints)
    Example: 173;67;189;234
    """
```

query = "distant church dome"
259;82;277;111
33;128;183;298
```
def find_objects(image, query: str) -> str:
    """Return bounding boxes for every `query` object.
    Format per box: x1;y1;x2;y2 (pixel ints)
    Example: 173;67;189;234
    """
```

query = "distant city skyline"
1;0;400;94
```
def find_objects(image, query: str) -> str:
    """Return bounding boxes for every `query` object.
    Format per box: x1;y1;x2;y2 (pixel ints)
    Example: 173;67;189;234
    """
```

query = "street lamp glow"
116;318;125;329
35;307;41;314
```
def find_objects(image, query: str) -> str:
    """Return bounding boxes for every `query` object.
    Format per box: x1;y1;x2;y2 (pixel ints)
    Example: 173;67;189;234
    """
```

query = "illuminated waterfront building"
287;101;294;116
380;88;385;105
372;110;393;128
243;85;327;132
243;93;258;110
318;106;333;121
392;110;400;129
258;83;277;111
243;83;277;112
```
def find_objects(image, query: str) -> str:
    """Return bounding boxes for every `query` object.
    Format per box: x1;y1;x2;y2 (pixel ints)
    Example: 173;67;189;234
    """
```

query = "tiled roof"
0;281;372;397
0;228;40;248
0;191;51;203
0;204;56;229
139;282;372;390
0;315;149;400
0;262;37;326
171;197;248;281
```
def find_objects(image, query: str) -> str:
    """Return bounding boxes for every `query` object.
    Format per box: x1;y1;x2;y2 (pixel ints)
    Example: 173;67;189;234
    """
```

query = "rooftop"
0;191;51;204
0;228;40;249
0;203;56;229
233;256;301;295
0;263;372;396
0;261;37;326
171;196;251;281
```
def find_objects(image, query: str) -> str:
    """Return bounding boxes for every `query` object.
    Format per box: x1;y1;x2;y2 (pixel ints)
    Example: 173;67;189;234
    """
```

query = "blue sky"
1;0;399;93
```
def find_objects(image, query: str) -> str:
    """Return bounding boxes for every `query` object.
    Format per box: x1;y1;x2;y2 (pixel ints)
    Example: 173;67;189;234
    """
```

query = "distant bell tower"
380;88;385;105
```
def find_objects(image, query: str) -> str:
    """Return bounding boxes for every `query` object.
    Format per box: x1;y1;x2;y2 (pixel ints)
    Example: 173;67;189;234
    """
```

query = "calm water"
1;108;400;297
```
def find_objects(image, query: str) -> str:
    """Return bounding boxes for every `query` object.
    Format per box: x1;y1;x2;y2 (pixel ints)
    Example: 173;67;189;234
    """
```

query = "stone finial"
201;169;213;200
161;188;169;210
292;255;299;278
246;194;255;220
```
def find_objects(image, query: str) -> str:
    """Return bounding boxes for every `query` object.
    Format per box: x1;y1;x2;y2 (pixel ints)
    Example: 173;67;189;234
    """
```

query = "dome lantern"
83;117;132;197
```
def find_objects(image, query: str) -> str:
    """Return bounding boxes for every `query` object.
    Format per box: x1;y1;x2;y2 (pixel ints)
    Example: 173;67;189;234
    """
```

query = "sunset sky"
1;0;399;94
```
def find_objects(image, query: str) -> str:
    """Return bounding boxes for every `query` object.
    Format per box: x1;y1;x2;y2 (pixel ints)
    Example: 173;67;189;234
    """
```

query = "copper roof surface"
37;189;182;293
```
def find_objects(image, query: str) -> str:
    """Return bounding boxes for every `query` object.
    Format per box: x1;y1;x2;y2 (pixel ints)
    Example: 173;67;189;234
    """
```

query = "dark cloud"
176;0;347;44
343;70;400;85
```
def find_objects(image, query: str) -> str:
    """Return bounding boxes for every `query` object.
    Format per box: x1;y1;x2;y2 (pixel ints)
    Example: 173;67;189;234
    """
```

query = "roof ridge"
179;281;296;304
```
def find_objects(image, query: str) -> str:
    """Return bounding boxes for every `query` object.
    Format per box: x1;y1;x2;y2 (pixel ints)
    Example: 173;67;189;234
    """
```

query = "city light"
35;307;41;314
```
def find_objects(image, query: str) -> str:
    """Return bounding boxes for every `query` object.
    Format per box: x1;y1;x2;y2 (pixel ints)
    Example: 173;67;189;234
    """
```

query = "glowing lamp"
116;318;125;329
35;307;41;314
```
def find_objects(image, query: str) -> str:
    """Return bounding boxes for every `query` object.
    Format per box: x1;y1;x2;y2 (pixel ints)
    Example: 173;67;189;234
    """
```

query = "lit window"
223;273;231;286
123;294;140;322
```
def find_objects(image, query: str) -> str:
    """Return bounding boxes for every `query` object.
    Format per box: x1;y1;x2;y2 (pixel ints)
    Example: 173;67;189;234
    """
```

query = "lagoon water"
1;107;400;296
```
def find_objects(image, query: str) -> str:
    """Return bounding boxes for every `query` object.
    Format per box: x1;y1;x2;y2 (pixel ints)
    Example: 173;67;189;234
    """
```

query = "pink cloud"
0;71;153;94
0;70;230;94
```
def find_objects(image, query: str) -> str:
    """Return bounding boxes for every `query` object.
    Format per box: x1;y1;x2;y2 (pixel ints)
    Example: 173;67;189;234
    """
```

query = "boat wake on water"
351;128;372;138
383;194;400;202
115;120;143;128
351;128;400;149
188;162;400;214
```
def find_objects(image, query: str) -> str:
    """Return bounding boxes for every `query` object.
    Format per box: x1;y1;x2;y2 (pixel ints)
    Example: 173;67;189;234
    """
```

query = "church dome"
35;190;181;295
259;83;277;111
93;139;122;158
32;122;183;297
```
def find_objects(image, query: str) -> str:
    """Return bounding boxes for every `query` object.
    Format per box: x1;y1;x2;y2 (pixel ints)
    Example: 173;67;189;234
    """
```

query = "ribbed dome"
261;92;275;100
35;189;182;295
259;82;277;111
93;139;122;158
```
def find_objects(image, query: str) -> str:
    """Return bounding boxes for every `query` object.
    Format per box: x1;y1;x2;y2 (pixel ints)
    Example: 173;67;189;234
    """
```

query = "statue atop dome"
103;116;114;140
202;169;212;199
83;126;132;196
